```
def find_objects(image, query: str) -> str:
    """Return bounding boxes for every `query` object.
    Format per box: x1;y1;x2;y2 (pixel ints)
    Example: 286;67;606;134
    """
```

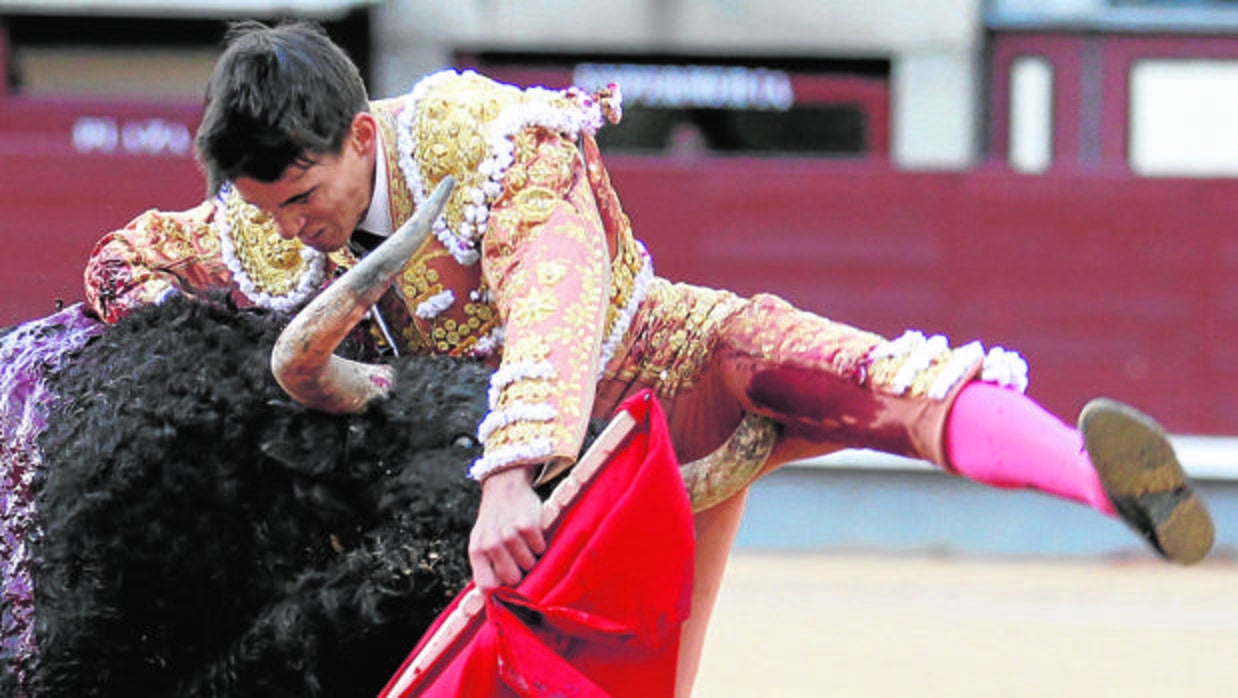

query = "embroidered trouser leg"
596;281;970;495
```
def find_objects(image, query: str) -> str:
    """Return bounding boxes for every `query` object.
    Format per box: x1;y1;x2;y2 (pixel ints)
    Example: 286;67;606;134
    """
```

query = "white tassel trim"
397;69;618;267
927;341;984;400
397;71;478;265
476;402;557;444
868;329;927;361
214;185;326;313
467;326;506;359
469;438;555;481
596;244;653;379
414;290;455;319
871;330;1030;398
982;346;1030;394
869;331;951;396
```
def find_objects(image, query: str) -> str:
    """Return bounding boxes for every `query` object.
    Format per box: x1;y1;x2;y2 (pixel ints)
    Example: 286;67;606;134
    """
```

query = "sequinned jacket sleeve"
470;127;612;481
84;203;230;324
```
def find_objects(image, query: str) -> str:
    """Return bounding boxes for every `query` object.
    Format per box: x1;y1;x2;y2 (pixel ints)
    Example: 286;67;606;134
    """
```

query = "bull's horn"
680;412;780;511
271;176;456;413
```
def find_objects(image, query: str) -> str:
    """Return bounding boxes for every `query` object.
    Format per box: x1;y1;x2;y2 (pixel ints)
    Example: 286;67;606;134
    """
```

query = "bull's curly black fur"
27;296;491;697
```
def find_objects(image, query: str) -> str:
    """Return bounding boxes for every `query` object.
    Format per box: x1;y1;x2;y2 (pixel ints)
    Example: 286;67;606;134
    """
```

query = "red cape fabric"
379;391;695;697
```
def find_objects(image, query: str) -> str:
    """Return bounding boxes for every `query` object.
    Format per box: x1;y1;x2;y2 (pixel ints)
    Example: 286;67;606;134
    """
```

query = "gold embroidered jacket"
368;71;647;480
86;71;652;482
85;70;1027;495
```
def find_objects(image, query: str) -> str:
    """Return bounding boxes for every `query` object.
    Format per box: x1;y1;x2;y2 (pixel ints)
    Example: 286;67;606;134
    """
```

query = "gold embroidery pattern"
411;74;520;247
577;133;647;343
486;421;557;452
537;260;567;286
221;190;310;297
509;287;558;326
383;74;652;468
606;280;746;398
152;213;209;263
326;247;357;270
498;379;554;408
459;297;499;352
87;202;235;322
405;73;592;257
545;187;609;443
391;241;500;356
503;336;552;366
373;101;416;224
510;186;561;226
508;129;538;189
868;344;977;399
397;245;447;299
482;129;610;461
192;215;221;256
603;235;645;338
136;207;223;277
377;100;502;357
736;294;883;384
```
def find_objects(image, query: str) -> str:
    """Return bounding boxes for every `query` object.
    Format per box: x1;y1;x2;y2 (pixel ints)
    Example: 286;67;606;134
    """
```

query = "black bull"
5;296;510;696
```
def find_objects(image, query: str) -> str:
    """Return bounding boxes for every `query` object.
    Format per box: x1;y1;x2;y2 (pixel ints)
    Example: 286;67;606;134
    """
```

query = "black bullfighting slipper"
1079;398;1215;565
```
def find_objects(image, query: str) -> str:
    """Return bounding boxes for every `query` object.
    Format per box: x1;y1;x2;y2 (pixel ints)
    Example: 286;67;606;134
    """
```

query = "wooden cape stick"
386;408;640;695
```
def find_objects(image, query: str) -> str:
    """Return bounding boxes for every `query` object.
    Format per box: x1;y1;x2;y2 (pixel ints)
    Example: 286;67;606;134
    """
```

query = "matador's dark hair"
195;20;370;195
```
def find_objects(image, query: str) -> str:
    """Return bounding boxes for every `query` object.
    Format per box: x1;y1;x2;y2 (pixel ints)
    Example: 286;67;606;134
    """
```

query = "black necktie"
350;229;386;256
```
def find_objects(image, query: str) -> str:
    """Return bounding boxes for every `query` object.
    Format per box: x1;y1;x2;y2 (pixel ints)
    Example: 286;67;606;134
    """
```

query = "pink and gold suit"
86;70;1028;509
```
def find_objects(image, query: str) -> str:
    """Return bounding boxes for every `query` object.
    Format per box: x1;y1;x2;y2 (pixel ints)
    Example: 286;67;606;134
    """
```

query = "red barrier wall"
0;96;204;322
1;100;1234;435
604;157;1237;436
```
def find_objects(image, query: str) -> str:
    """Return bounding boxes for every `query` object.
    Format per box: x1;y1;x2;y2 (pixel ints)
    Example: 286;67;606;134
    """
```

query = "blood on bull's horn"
271;177;456;414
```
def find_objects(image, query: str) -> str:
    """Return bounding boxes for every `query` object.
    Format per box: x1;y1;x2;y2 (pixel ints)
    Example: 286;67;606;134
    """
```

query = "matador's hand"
469;465;546;590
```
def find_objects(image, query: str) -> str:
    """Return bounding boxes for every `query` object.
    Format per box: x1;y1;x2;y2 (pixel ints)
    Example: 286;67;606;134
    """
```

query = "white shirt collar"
358;133;393;236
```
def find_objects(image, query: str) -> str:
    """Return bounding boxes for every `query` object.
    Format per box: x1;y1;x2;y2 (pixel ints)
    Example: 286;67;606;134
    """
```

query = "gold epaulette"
215;186;328;311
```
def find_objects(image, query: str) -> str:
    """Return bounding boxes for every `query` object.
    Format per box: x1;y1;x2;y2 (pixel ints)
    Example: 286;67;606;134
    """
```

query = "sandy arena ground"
692;551;1238;697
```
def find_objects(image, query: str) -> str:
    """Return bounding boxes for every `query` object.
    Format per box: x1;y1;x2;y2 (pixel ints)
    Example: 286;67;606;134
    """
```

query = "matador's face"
233;113;378;253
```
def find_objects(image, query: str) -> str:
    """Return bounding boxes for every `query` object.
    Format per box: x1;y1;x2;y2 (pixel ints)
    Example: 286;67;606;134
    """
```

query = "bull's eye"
452;434;479;449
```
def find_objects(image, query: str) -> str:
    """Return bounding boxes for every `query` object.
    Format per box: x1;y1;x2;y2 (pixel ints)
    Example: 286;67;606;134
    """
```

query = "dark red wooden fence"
2;97;1234;435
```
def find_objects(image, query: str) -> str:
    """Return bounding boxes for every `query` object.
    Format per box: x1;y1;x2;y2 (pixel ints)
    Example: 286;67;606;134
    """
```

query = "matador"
85;21;1214;696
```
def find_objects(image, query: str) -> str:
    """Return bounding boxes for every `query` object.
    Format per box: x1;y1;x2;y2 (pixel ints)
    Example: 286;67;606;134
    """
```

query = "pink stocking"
945;382;1115;516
